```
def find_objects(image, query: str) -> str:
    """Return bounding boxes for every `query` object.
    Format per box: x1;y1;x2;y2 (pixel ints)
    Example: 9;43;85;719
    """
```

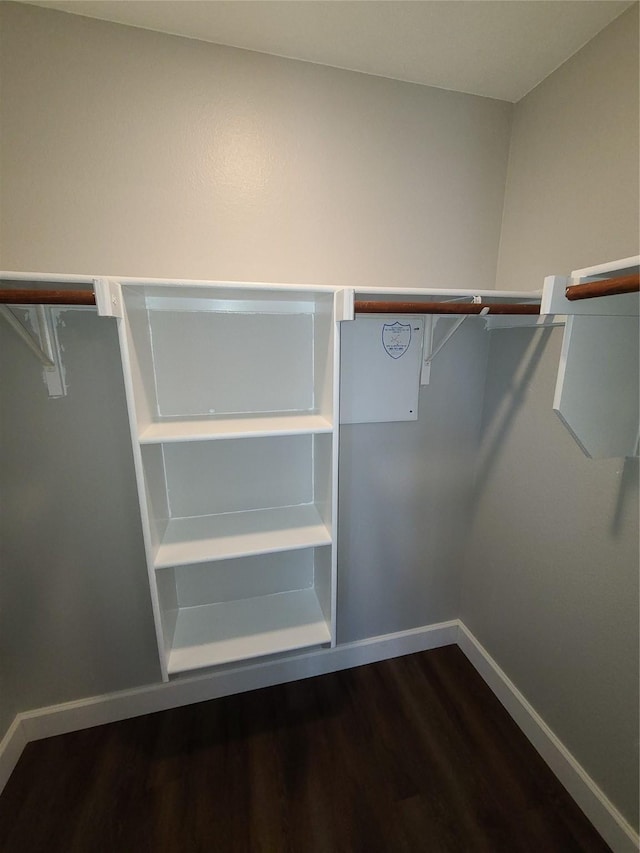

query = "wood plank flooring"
0;646;611;852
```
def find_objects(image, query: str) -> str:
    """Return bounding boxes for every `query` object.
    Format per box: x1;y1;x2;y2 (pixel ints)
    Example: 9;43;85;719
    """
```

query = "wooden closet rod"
0;289;96;305
355;301;540;315
565;273;639;301
0;291;540;313
1;276;636;307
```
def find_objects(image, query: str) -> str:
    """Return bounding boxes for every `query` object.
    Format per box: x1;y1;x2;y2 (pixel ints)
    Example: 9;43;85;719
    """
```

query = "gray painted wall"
461;5;639;829
339;317;489;642
0;560;17;739
495;4;639;292
0;3;508;732
0;312;162;714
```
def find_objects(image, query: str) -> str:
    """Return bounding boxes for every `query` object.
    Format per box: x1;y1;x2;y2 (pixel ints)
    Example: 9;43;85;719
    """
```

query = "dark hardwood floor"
0;646;610;852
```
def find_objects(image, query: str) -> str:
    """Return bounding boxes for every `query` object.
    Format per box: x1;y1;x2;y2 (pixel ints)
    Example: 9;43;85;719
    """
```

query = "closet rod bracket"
94;278;122;318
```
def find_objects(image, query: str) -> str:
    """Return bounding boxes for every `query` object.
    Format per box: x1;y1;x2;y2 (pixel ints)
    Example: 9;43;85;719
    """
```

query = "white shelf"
154;504;332;569
167;588;331;674
139;413;333;444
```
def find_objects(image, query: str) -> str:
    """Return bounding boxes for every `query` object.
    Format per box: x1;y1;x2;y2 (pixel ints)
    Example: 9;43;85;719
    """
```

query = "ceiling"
20;1;635;102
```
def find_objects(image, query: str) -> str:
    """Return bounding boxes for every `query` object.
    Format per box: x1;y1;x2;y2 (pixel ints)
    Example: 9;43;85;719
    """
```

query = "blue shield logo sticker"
382;322;411;359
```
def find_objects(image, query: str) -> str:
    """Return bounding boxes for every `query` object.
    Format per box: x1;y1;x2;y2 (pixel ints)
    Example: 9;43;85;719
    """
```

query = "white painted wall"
462;5;639;830
0;3;510;288
0;3;508;728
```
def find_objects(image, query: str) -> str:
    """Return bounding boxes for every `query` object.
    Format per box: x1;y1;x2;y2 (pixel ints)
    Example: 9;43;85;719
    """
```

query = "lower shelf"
166;588;331;675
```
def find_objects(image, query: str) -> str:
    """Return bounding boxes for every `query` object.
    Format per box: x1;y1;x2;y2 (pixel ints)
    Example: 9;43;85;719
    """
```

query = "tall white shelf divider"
103;280;350;681
542;256;639;459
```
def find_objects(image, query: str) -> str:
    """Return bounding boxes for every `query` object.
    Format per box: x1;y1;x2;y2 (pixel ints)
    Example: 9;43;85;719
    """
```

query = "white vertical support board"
149;311;314;417
329;297;344;646
544;257;640;459
340;316;424;424
114;297;171;681
554;315;639;458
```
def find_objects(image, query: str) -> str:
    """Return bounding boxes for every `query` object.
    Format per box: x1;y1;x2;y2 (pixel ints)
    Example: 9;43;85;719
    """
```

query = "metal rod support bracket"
0;305;67;396
0;305;54;367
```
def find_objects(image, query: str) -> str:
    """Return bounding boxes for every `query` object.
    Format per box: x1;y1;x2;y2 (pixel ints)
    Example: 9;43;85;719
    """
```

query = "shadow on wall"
470;324;639;537
611;456;639;537
471;327;554;505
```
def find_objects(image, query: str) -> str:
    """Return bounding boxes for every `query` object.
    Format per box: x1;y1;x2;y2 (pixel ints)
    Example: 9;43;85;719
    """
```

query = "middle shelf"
154;504;332;568
141;432;335;569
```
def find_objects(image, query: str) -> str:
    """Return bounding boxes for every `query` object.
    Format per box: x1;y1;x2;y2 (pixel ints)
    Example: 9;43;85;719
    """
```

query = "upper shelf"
353;286;541;300
0;270;543;307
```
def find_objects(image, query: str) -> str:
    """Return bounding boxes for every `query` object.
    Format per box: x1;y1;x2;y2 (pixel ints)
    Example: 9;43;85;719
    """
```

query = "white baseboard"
2;619;637;853
457;622;639;853
1;619;457;788
0;716;27;794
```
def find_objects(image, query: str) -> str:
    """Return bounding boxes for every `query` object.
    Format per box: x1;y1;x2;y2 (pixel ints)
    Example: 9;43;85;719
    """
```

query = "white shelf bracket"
0;305;54;367
421;312;478;385
0;304;68;397
427;316;467;361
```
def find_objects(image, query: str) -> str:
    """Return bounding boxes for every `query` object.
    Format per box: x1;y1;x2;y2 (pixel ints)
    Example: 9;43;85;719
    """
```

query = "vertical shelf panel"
554;315;639;458
162;435;313;518
545;257;640;459
340;316;424;423
150;310;314;417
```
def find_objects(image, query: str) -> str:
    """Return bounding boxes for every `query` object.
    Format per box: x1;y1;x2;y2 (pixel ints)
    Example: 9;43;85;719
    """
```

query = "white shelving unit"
107;280;348;680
